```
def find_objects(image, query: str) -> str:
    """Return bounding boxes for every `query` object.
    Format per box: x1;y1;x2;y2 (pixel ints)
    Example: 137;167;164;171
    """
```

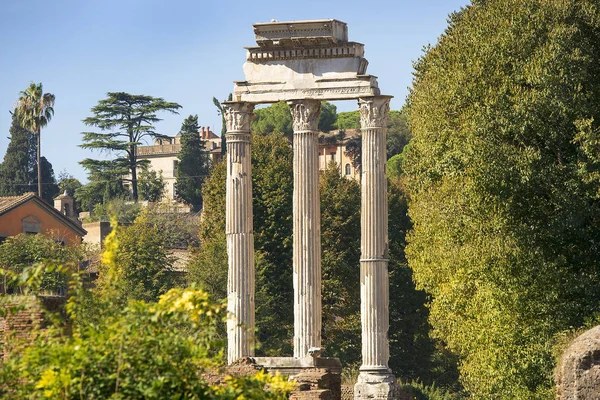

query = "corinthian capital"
289;100;321;132
359;96;391;129
224;102;254;132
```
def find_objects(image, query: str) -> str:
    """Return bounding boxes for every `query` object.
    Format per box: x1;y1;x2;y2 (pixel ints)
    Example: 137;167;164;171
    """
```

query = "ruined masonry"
224;20;397;399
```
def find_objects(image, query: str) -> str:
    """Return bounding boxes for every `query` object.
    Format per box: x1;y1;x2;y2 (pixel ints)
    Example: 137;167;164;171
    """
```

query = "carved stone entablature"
223;102;254;132
233;76;380;104
359;96;392;129
253;19;348;48
247;43;365;62
289;100;321;132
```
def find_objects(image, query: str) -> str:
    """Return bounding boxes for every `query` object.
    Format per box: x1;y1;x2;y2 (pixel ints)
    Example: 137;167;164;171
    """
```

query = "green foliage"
138;166;166;202
189;133;295;355
140;204;200;249
96;211;178;303
36;156;59;204
319;163;361;365
335;110;360;130
387;109;411;159
0;113;59;203
319;101;337;132
252;102;293;137
81;92;181;201
387;154;404;180
251;133;294;354
187;161;227;299
57;171;82;197
76;159;129;213
398;380;465;400
13;82;55;198
0;238;293;399
405;0;600;397
0;114;36;196
176;114;210;210
0;234;85;295
87;198;141;223
252;101;338;136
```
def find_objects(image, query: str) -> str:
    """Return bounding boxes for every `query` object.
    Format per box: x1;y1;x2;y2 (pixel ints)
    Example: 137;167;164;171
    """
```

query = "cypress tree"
175;115;209;211
0;114;35;196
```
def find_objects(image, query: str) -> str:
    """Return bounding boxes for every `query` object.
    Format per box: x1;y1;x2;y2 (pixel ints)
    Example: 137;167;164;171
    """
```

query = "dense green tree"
319;163;361;365
0;233;86;295
387;109;411;159
138;166;166;202
35;156;59;204
187;161;227;299
57;171;82;197
75;159;128;213
96;211;177;303
335;110;360;130
0;112;58;203
188;133;294;355
88;198;141;224
14;82;55;197
318;101;337;132
0;113;36;196
252;101;338;137
252;102;293;137
81;92;181;201
251;133;294;355
405;1;600;398
175;115;209;211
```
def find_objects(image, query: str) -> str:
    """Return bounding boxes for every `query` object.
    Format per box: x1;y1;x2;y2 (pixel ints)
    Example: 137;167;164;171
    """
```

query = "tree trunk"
130;144;138;202
37;128;42;198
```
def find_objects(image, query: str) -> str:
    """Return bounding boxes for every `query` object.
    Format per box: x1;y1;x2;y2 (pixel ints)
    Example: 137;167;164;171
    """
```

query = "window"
22;215;41;234
345;163;352;176
173;160;179;173
330;152;335;160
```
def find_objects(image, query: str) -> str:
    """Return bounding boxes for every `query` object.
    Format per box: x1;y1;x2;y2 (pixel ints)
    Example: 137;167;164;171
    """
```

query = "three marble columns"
224;97;394;388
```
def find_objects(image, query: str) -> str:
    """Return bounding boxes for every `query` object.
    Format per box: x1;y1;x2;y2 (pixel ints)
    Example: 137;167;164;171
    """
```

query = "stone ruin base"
354;369;399;400
253;357;343;400
556;325;600;399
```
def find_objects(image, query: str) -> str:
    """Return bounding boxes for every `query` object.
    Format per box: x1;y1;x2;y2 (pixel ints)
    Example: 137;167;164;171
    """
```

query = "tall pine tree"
175;115;209;211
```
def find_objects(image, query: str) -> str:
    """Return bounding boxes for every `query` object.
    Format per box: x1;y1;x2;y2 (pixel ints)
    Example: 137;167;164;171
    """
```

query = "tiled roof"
0;192;36;215
0;192;87;236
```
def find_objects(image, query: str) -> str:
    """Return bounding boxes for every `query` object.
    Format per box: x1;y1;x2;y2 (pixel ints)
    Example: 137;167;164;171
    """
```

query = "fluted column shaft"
289;99;322;358
358;96;392;373
224;102;255;364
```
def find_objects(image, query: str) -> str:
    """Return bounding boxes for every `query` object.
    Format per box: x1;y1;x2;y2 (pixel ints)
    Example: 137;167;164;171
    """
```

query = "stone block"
556;325;600;399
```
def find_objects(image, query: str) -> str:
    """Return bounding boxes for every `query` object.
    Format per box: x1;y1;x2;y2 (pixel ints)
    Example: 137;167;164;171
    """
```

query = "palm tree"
14;83;55;197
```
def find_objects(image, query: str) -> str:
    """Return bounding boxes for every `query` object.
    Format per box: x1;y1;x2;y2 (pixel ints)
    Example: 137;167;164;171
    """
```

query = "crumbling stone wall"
556;325;600;399
290;368;341;400
0;295;64;361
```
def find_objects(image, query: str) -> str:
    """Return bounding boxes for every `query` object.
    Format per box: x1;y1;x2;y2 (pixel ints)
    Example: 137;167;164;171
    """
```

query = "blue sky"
0;0;469;182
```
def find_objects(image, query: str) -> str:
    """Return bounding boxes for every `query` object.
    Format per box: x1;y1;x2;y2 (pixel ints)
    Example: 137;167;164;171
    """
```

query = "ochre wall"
0;201;82;246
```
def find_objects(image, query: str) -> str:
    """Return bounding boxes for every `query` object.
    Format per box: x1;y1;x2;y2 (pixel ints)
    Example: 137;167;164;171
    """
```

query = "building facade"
132;127;222;201
133;126;360;202
0;192;87;246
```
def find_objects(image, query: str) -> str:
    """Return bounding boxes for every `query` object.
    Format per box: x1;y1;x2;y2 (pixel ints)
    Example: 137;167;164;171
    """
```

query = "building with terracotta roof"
0;192;86;246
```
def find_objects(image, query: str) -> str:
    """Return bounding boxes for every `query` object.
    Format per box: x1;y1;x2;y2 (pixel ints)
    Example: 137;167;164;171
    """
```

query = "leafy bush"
0;225;294;399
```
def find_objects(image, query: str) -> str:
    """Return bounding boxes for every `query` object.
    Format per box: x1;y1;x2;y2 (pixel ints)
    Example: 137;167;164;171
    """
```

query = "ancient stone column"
224;102;255;365
355;96;398;399
289;99;322;359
